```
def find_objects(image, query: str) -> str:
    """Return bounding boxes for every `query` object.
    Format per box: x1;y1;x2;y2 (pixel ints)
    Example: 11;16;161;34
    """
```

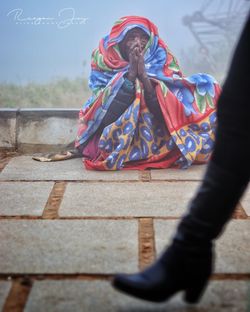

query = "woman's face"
118;27;149;60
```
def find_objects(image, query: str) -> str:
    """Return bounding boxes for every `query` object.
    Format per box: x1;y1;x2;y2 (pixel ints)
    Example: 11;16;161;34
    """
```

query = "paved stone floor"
0;152;249;312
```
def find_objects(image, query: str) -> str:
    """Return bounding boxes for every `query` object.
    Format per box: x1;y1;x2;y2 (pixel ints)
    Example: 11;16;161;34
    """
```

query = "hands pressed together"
126;41;154;94
127;41;147;83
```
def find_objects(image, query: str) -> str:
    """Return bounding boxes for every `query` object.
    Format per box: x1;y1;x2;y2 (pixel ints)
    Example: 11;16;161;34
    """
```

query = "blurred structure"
182;0;250;82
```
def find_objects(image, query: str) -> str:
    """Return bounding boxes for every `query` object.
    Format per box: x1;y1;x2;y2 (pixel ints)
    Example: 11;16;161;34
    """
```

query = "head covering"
76;16;221;170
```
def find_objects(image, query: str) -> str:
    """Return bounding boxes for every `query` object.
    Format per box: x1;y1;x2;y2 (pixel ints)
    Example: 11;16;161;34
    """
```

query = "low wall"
0;109;79;153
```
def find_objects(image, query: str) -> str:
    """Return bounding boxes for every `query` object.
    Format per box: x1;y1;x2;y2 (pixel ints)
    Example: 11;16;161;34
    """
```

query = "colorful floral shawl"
75;16;221;170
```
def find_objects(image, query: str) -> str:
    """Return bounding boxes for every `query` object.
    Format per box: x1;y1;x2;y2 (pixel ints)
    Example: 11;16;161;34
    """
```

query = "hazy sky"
0;0;249;84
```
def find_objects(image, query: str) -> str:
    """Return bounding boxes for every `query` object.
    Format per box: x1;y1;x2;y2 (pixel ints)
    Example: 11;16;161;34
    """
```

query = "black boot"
112;161;249;303
112;239;213;303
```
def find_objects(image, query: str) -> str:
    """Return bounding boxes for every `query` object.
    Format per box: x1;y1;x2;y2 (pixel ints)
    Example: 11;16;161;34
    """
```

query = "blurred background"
0;0;249;108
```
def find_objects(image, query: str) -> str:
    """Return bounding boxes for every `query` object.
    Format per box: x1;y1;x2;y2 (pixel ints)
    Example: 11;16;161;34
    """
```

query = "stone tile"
215;220;250;273
0;182;54;216
60;182;200;217
25;280;250;312
151;164;207;181
0;220;137;274
0;281;11;311
241;184;250;216
0;156;139;181
155;220;250;273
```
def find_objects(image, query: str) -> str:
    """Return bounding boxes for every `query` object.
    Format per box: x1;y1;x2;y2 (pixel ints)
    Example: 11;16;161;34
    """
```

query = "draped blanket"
75;16;221;170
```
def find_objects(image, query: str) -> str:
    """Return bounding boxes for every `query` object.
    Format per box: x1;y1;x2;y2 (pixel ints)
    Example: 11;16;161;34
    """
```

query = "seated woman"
34;16;221;170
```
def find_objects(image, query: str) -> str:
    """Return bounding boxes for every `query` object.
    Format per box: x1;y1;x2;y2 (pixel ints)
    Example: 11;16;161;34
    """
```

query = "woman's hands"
127;45;140;82
137;51;147;82
127;42;147;82
126;43;153;93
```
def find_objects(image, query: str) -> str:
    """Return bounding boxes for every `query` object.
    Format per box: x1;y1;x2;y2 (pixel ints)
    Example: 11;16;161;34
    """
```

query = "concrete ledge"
0;108;17;118
19;108;79;120
0;109;17;150
0;108;80;152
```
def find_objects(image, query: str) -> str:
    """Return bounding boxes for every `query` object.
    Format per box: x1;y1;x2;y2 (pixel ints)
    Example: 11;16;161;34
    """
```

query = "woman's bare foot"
32;148;82;162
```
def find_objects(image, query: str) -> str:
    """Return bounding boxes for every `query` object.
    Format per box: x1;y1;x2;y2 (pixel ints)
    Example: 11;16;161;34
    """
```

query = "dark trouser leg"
112;16;250;303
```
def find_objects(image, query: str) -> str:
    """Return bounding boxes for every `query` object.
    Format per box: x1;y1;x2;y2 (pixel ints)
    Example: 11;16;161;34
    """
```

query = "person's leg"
112;15;250;303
